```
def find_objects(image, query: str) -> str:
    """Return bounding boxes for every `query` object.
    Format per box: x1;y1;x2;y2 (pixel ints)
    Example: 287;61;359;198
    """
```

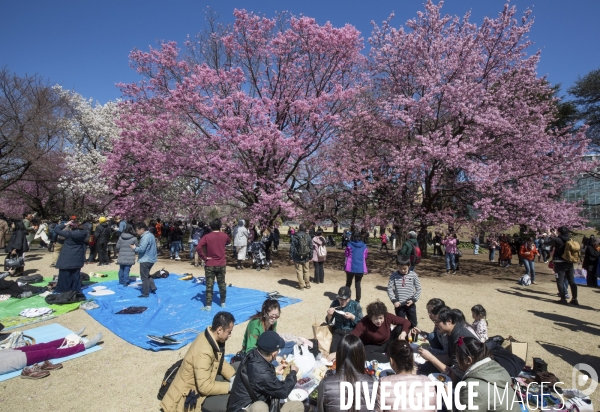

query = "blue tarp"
83;275;301;351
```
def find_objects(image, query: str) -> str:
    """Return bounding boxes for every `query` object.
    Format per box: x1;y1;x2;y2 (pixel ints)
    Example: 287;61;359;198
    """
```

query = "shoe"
305;285;311;289
220;303;226;308
556;299;568;305
170;257;174;260
566;294;571;299
446;270;449;274
194;263;199;267
175;257;181;261
138;295;149;298
201;306;211;311
531;281;538;285
21;365;50;380
236;266;242;270
39;360;63;371
297;286;304;290
452;270;456;275
570;299;579;306
151;289;157;294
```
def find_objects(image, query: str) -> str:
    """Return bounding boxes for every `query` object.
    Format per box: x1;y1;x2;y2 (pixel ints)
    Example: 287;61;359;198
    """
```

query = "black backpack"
157;359;183;401
16;274;43;284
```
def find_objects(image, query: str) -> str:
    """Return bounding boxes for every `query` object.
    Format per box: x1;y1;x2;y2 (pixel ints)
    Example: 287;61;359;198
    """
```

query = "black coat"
227;349;297;412
54;225;88;269
94;223;111;243
582;245;600;269
7;229;29;255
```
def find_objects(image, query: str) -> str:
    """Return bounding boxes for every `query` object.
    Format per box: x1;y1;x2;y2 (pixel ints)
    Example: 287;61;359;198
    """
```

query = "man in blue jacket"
131;222;158;298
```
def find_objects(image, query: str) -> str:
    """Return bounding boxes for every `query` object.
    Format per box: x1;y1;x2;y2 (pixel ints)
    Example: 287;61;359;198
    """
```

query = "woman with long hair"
241;299;281;353
376;340;435;411
317;334;374;412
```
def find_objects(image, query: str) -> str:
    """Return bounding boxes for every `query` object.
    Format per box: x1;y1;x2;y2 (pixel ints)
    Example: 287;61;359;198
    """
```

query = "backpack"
410;243;422;266
518;274;531;286
151;268;169;279
191;227;203;241
561;239;581;263
296;233;311;258
16;274;44;284
316;237;327;259
157;359;183;401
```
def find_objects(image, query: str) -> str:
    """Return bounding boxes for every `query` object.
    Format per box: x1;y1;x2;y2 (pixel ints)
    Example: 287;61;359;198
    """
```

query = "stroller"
248;241;269;271
326;235;336;247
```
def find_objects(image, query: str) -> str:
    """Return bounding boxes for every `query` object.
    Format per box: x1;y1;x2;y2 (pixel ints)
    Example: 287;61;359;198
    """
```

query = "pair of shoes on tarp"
80;301;100;310
21;361;63;380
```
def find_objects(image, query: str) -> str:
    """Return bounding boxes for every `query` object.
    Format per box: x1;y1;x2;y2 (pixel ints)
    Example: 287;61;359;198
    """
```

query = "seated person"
0;328;101;377
376;340;435;411
227;331;303;412
161;312;237;412
350;300;412;362
418;307;479;382
317;334;375;412
424;298;447;354
325;286;363;362
455;336;518;412
242;299;280;353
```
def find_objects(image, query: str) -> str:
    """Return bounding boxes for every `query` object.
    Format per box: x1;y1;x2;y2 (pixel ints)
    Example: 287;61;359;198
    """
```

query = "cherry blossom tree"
335;1;592;252
104;10;365;223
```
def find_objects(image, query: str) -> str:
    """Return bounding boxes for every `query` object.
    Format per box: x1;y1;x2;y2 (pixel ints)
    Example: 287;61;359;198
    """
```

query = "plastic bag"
293;343;315;377
574;268;587;278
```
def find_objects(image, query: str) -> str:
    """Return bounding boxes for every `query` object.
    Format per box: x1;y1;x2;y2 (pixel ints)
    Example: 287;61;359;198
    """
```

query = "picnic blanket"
83;274;301;351
0;271;135;330
0;323;102;382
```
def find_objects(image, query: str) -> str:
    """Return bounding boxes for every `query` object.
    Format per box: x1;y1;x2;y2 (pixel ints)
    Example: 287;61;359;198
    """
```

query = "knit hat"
408;231;417;238
256;330;286;353
98;217;107;223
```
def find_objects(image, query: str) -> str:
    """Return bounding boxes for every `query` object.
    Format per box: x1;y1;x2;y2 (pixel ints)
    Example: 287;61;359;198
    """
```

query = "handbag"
0;331;36;349
4;255;24;269
312;321;333;356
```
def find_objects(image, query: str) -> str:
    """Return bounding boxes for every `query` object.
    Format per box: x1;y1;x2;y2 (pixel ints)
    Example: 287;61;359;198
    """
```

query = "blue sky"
2;0;599;104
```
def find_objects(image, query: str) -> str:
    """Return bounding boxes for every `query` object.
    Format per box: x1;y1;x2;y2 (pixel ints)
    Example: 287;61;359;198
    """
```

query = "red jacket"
520;244;538;261
197;232;230;267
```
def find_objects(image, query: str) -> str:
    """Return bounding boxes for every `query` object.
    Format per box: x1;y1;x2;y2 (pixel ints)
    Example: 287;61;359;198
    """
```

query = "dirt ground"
0;245;598;411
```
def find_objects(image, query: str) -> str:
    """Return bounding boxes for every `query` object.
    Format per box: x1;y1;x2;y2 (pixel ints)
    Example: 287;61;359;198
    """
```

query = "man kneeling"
227;331;303;412
161;312;237;412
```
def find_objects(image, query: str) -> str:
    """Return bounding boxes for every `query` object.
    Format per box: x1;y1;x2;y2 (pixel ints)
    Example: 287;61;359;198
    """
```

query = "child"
379;231;389;252
471;304;488;342
387;255;422;328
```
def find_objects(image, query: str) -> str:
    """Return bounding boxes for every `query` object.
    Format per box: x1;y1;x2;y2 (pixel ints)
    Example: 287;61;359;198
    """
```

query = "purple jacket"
345;241;368;273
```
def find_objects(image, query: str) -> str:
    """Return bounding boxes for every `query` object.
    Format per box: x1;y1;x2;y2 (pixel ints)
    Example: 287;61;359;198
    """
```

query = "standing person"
472;234;480;255
53;221;88;293
232;220;249;270
312;229;326;284
379;231;389;253
520;237;539;284
160;312;237;412
94;217;111;266
197;218;231;311
116;225;138;287
22;213;35;258
373;227;378;239
0;212;9;252
499;235;512;267
582;238;600;288
389;229;397;252
540;233;552;263
131;222;158;298
344;233;368;303
487;236;498;263
169;220;183;260
441;233;457;274
387;255;422;328
289;223;312;290
551;226;579;305
189;220;202;267
433;232;443;256
7;220;29;274
272;226;280;252
34;219;50;248
398;231;418;272
261;226;273;266
227;331;303;412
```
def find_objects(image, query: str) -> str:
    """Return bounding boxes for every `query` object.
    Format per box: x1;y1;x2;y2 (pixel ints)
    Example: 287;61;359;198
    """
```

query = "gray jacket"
317;371;375;412
116;233;138;266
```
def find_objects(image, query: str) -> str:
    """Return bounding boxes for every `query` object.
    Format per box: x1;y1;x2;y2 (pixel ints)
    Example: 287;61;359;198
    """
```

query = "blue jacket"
326;299;363;331
344;241;368;273
134;231;157;263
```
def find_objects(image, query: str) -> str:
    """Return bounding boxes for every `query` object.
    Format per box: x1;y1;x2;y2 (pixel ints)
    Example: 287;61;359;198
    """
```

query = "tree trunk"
419;223;429;259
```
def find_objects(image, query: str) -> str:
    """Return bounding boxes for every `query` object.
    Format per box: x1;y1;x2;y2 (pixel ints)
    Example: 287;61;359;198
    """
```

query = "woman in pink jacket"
441;234;457;274
312;229;327;284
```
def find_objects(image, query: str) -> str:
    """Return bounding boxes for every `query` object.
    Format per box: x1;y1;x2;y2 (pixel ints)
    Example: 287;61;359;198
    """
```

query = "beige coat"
0;219;9;249
160;328;235;412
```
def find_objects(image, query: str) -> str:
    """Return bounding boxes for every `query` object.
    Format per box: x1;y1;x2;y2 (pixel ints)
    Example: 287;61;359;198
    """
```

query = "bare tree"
0;67;68;192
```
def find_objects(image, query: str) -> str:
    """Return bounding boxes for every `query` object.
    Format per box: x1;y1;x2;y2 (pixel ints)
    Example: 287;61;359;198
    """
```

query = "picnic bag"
518;274;531;286
157;359;183;400
297;233;311;259
312;322;333;356
0;331;35;349
4;255;24;270
410;243;422;265
16;274;43;284
562;238;581;263
150;269;169;279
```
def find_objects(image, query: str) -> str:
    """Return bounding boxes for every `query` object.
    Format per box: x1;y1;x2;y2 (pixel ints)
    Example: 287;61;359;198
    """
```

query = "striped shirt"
387;270;422;305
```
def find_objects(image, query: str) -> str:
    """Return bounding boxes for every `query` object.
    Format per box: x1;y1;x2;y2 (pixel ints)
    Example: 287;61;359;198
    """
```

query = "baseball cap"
337;286;351;300
98;217;107;223
256;330;286;353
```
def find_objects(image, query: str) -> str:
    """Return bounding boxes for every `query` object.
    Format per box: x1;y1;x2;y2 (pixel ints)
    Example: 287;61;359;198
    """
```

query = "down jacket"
317;370;375;412
160;328;236;412
115;233;138;266
54;225;87;269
